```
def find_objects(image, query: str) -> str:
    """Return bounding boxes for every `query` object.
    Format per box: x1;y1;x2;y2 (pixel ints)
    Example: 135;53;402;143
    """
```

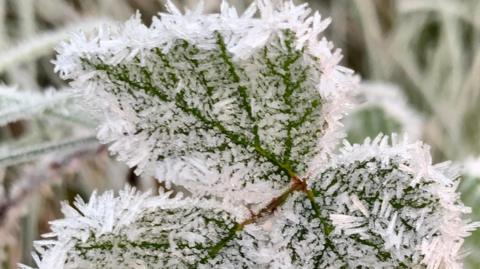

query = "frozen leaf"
267;135;478;268
53;0;355;204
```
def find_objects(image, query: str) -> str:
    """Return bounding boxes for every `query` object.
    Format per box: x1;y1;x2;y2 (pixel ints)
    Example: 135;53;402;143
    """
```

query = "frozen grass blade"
0;135;97;168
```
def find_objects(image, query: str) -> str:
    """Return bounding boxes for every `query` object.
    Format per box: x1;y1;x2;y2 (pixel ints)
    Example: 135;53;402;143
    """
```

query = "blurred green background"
0;0;479;268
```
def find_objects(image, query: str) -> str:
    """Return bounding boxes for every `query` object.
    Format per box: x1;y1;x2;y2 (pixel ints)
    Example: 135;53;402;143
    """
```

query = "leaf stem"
200;176;307;264
240;176;307;228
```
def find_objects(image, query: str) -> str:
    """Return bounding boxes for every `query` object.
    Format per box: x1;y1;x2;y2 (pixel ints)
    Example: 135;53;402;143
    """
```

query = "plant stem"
201;176;308;264
240;176;307;228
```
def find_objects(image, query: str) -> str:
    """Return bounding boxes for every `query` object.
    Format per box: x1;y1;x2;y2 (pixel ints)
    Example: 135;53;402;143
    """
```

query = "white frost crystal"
26;0;477;268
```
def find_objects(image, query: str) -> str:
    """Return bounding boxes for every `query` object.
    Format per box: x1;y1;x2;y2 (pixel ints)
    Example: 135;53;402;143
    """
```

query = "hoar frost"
24;0;478;268
54;0;354;205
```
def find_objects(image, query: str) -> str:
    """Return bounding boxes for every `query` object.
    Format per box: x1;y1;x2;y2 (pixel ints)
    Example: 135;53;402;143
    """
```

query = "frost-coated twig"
0;87;82;127
0;135;98;168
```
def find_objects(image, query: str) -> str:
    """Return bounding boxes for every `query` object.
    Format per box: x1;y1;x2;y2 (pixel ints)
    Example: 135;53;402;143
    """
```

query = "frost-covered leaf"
268;135;478;268
23;187;269;269
53;0;356;204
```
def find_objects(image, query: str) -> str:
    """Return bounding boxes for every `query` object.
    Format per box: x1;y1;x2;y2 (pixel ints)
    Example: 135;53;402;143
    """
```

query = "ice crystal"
25;0;477;268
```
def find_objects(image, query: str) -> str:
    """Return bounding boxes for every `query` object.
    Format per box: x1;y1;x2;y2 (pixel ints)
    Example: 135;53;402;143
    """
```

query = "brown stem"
239;175;307;228
200;175;313;264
